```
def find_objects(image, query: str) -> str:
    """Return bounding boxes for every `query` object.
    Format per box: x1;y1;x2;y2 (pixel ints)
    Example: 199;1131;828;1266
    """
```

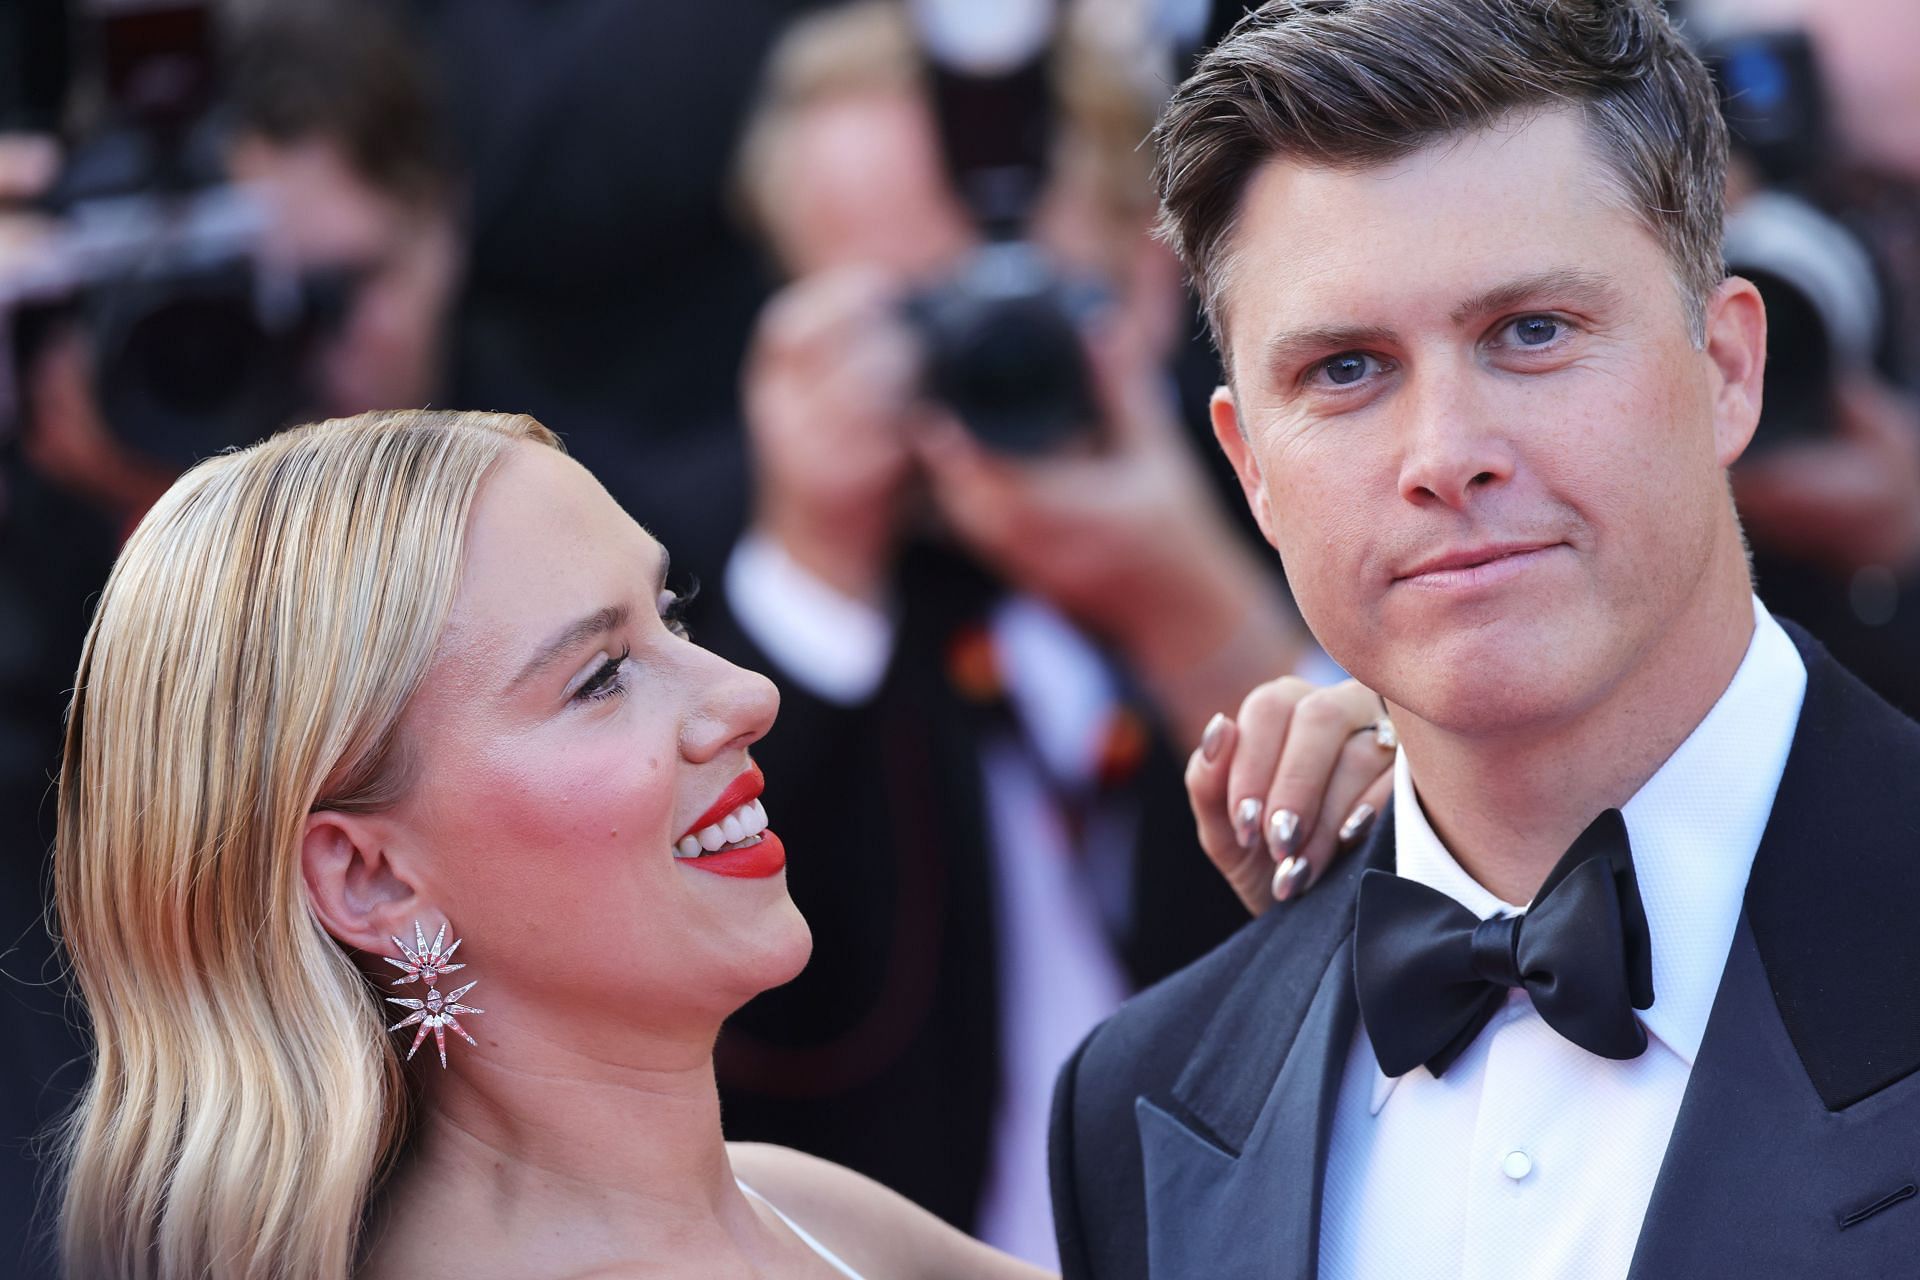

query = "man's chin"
1378;628;1592;739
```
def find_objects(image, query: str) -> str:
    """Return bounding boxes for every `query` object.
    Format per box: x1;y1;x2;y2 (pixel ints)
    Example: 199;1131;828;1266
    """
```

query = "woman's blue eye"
1513;316;1561;346
1318;353;1374;387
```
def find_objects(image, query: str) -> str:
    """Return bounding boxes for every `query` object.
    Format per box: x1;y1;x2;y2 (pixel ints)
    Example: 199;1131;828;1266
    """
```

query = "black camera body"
904;241;1101;456
4;1;350;466
902;10;1100;456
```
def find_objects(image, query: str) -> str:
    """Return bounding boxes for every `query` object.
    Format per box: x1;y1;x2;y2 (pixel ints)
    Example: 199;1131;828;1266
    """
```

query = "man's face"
767;90;979;281
1212;109;1761;737
231;134;460;418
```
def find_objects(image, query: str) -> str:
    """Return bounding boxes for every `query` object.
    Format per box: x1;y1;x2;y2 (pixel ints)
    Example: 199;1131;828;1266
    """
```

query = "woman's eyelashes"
574;644;633;703
659;587;694;640
569;588;698;706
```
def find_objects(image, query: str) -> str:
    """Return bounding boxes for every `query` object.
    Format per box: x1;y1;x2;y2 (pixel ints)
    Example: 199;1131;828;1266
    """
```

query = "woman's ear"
301;811;431;955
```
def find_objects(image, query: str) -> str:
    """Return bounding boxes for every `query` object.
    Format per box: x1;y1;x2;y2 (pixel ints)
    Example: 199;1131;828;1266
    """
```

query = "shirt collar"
1370;597;1807;1110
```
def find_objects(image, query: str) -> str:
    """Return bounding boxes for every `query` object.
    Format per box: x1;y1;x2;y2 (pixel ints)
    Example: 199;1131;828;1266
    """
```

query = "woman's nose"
680;648;781;761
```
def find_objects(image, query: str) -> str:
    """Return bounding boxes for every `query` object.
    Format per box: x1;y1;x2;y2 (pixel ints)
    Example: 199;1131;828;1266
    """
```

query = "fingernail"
1267;808;1300;859
1272;855;1312;902
1338;802;1377;845
1201;713;1231;762
1234;797;1263;849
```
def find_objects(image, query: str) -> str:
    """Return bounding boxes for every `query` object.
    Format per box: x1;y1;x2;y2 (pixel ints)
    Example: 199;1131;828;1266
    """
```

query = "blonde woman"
52;409;1386;1278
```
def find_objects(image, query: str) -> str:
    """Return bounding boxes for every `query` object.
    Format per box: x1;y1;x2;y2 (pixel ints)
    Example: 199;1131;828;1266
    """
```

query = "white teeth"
672;798;774;860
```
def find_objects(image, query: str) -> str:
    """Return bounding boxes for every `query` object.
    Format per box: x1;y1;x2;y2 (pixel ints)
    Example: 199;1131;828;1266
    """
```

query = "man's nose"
1394;364;1516;510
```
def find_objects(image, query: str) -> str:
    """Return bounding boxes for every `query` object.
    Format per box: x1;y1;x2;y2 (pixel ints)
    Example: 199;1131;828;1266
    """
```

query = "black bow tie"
1354;808;1654;1079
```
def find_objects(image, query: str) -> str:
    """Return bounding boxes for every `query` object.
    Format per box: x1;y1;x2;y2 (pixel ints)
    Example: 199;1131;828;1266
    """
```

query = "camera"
2;0;352;467
901;0;1101;457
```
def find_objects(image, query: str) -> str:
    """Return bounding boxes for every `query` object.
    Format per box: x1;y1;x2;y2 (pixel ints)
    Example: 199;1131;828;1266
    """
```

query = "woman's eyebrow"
507;603;632;693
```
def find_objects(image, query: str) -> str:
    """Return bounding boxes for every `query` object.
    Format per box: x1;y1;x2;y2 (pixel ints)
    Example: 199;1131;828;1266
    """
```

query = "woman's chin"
729;898;814;999
762;902;814;987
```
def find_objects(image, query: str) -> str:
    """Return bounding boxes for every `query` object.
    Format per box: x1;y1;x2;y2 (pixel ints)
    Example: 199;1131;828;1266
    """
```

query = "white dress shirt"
1319;597;1808;1280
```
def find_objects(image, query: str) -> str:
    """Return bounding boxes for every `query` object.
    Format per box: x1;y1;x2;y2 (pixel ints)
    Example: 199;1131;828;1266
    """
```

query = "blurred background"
0;0;1913;1273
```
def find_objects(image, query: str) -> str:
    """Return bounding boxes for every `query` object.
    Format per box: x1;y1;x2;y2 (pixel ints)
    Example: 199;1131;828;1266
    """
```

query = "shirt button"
1502;1150;1534;1181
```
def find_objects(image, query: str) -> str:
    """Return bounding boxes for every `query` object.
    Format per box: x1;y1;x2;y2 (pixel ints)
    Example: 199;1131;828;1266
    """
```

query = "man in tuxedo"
1050;1;1920;1276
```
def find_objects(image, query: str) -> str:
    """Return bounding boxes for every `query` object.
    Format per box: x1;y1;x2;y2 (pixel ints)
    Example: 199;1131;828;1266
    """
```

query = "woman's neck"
362;1017;776;1276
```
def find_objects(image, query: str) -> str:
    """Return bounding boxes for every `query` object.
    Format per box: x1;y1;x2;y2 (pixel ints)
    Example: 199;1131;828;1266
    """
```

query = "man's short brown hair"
226;0;451;212
1152;0;1728;355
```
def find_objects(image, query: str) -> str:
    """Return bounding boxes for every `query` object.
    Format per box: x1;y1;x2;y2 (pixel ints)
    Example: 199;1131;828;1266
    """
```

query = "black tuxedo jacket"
1050;625;1920;1278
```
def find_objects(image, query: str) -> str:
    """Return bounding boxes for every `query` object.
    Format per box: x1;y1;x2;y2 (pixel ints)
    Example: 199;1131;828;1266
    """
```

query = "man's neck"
1393;575;1757;906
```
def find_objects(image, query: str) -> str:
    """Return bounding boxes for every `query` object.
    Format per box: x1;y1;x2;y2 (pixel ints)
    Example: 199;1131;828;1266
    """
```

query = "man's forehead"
1209;110;1645;350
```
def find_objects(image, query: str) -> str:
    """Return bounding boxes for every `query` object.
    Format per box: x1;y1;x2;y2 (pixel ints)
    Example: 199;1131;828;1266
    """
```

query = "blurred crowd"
0;0;1915;1273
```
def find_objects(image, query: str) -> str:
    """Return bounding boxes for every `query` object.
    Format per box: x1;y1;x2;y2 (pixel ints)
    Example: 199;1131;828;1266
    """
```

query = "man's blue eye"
1322;354;1371;386
1514;316;1560;346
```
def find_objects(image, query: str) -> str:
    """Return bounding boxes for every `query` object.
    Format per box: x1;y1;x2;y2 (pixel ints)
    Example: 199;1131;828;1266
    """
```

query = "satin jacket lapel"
1630;916;1920;1274
1135;813;1394;1279
1633;625;1920;1273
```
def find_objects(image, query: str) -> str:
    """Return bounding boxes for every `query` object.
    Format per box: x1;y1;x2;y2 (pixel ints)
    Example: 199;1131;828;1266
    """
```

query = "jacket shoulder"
1749;633;1920;1108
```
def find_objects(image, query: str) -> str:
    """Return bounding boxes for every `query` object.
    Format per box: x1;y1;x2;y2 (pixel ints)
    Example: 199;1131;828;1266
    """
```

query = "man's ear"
1210;384;1279;546
302;811;432;956
1705;276;1768;468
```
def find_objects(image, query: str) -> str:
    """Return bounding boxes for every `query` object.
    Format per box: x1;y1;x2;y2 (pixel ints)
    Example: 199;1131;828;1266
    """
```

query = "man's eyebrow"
505;549;665;694
1256;270;1625;381
1448;269;1623;325
1261;323;1399;380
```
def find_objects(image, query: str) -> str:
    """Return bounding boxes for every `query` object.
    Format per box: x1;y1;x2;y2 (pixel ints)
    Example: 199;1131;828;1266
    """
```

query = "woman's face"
385;443;806;1037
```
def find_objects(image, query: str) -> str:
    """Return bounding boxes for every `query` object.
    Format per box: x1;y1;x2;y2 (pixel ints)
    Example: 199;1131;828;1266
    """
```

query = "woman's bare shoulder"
727;1143;1054;1280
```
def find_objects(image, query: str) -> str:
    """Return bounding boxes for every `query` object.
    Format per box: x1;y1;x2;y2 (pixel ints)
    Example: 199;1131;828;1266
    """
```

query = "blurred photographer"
0;4;456;1267
3;0;458;524
705;0;1310;1263
1688;0;1920;715
732;0;1307;747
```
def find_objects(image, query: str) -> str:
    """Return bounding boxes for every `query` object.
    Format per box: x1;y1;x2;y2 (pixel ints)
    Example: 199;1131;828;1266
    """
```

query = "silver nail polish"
1268;808;1300;856
1234;796;1263;847
1339;802;1377;844
1272;855;1312;902
1202;714;1231;763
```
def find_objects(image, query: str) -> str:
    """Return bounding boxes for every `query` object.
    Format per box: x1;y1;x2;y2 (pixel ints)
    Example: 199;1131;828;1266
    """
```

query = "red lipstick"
675;762;785;880
677;763;765;842
687;832;786;879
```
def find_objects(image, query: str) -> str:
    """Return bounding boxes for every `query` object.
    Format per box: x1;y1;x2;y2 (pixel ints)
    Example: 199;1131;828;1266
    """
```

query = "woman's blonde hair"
53;408;560;1279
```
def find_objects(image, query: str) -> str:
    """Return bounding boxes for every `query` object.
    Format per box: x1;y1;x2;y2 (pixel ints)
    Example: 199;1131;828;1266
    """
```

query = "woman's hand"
1187;677;1396;917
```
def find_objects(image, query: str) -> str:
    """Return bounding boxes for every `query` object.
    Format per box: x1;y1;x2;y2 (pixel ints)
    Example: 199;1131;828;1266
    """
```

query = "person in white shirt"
707;4;1332;1263
1053;2;1920;1277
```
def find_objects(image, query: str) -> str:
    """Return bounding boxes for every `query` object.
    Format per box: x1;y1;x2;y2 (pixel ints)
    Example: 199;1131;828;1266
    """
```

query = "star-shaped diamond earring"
381;920;484;1068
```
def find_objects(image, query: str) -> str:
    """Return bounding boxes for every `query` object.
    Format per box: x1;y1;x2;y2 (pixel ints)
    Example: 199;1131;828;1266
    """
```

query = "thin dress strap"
737;1180;869;1279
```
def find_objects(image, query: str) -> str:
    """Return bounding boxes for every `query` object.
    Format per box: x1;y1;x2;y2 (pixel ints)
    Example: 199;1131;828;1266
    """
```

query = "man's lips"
677;762;765;843
1395;541;1563;585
